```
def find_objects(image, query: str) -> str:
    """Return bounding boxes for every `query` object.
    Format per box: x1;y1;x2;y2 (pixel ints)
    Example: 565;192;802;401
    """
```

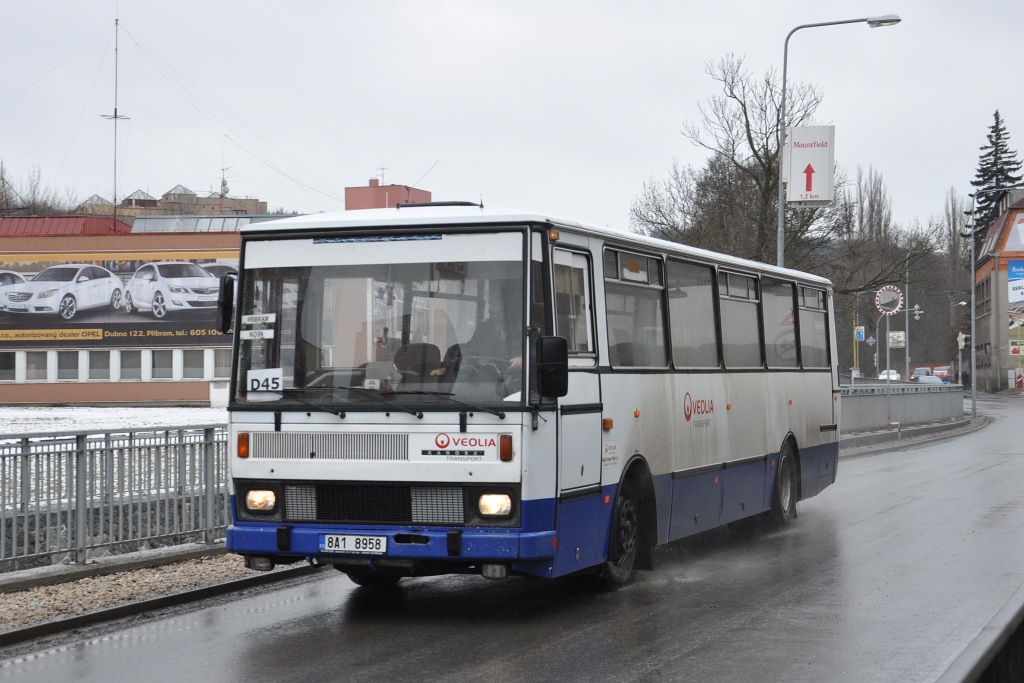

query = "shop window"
58;351;79;380
152;350;173;379
26;351;47;381
120;350;142;380
89;351;110;380
214;349;232;378
183;350;205;379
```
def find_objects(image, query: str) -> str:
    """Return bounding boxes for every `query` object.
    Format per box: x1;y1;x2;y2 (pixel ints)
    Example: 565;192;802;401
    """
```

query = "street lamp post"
965;185;1024;417
852;289;879;384
776;14;901;268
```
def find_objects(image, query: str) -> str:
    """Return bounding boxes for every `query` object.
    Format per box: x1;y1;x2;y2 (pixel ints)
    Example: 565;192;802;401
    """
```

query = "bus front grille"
284;483;464;525
250;432;409;461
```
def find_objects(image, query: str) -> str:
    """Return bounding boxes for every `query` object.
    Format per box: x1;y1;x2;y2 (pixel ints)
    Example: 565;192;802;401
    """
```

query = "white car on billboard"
5;264;123;320
0;270;27;311
124;261;221;318
199;262;238;279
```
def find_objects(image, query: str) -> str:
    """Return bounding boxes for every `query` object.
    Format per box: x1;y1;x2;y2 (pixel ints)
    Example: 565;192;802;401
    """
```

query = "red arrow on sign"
803;164;815;192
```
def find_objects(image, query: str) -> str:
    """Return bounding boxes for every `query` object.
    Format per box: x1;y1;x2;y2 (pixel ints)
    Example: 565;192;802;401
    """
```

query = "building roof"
131;214;293;233
164;185;195;197
125;190;156;201
0;216;132;236
79;194;113;207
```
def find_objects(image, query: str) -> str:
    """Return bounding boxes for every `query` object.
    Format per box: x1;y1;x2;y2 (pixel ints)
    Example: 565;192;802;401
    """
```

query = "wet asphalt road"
3;394;1022;683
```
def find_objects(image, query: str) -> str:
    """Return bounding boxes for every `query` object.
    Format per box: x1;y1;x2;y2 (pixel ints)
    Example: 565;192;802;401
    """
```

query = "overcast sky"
2;1;1021;233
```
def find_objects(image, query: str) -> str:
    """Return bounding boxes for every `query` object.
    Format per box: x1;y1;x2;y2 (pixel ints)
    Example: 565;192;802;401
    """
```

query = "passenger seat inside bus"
393;343;442;378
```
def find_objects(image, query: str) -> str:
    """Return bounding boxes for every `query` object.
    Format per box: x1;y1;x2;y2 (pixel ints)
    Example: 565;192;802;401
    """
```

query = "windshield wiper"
390;390;506;419
277;388;347;419
321;385;424;419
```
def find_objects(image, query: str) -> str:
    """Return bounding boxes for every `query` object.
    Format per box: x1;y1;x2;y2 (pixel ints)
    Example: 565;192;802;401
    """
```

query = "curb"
840;416;982;453
0;563;322;648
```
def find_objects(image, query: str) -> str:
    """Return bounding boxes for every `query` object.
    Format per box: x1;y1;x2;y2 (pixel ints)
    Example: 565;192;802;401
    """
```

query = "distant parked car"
933;366;952;382
878;369;901;381
124;262;220;318
910;367;933;381
915;375;946;385
0;269;27;311
6;264;123;320
200;262;238;279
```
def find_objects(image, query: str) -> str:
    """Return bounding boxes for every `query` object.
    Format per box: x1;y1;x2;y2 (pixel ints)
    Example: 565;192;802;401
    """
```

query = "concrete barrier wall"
841;384;964;433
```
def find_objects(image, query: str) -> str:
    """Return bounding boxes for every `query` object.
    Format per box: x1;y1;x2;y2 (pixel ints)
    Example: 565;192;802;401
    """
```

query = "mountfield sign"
785;126;835;207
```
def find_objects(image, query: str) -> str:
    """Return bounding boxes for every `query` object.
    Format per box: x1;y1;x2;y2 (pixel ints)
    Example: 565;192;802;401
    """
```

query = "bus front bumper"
227;524;558;563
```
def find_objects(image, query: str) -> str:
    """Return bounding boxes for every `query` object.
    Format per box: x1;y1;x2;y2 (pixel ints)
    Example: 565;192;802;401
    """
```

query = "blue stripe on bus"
226;441;838;580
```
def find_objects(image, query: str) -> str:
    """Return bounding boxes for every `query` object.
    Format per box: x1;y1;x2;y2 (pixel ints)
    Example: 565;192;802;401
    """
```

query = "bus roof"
242;205;832;287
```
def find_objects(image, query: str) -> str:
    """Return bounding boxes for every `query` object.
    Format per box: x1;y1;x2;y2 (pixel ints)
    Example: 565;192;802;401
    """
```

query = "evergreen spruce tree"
970;110;1023;236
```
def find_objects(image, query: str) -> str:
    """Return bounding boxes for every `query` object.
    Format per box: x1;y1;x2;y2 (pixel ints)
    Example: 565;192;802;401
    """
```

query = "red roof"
0;216;133;236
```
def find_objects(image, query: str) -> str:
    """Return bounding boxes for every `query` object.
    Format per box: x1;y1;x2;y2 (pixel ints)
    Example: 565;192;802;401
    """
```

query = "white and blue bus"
219;204;839;588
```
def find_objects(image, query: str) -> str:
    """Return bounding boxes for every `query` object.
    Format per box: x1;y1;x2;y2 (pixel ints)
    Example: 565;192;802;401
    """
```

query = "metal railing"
0;425;229;572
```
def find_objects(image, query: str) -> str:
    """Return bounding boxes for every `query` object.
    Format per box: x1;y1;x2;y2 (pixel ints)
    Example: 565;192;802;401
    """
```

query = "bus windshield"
234;231;525;409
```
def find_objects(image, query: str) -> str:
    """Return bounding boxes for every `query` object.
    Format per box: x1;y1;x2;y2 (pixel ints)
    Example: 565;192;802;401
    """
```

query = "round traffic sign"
875;285;904;316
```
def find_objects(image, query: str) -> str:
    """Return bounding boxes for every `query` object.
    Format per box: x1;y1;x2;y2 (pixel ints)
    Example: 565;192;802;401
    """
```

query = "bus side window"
603;249;667;368
799;286;829;368
719;272;763;368
761;278;798;369
666;259;720;369
552;249;594;354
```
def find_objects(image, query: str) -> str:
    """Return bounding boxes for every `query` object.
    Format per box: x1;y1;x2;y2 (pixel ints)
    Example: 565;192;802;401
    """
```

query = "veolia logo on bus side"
683;392;715;422
875;285;904;316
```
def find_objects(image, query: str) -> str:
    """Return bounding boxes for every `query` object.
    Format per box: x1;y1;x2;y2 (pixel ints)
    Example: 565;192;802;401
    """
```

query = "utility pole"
101;19;129;230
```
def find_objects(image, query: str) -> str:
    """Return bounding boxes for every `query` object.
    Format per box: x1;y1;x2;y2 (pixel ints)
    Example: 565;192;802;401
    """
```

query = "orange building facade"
974;191;1024;391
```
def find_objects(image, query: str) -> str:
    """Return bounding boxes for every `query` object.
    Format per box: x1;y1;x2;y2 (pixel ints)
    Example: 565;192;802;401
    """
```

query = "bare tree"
855;166;893;241
6;165;78;215
670;54;823;265
630;55;938;285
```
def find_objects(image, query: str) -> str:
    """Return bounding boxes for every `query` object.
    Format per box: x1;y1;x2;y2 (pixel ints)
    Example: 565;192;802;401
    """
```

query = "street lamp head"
866;14;901;27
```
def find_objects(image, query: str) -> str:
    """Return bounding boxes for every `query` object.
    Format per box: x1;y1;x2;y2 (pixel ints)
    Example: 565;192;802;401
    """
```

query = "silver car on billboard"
5;264;123;320
0;270;27;311
124;261;221;318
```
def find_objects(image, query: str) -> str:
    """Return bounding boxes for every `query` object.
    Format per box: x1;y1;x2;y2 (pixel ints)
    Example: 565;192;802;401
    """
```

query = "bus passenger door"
559;381;602;490
553;248;602;493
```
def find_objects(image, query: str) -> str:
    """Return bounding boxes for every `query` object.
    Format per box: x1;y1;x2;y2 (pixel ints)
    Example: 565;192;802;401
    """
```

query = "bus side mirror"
538;336;569;398
216;273;236;334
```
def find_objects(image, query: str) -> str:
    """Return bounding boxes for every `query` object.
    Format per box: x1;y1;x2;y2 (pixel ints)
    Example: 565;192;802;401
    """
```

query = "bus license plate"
320;534;386;555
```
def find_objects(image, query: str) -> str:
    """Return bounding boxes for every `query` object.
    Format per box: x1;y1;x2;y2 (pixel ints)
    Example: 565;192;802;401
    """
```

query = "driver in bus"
431;283;521;376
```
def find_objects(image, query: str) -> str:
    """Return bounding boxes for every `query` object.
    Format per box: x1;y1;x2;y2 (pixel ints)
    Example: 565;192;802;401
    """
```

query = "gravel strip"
0;553;277;632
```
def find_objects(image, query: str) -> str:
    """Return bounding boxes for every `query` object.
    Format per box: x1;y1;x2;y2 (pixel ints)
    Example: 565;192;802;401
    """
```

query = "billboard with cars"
0;257;237;348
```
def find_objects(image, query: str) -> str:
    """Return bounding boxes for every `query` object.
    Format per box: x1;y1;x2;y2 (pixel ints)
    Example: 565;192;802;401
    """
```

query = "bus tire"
595;481;640;590
769;441;798;527
338;566;402;588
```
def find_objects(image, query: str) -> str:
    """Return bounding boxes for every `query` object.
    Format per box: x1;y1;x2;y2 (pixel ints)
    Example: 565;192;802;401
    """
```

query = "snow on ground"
0;406;228;436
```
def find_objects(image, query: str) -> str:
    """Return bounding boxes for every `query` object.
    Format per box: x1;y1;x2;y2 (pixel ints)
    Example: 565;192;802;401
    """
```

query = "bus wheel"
770;442;798;527
338;566;402;587
595;482;639;590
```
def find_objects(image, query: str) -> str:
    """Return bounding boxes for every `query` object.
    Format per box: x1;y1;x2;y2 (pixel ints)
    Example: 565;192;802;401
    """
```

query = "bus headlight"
478;493;512;517
245;489;277;512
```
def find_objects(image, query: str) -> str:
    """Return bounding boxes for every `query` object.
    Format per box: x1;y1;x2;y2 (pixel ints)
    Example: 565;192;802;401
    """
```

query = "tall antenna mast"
101;18;129;230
